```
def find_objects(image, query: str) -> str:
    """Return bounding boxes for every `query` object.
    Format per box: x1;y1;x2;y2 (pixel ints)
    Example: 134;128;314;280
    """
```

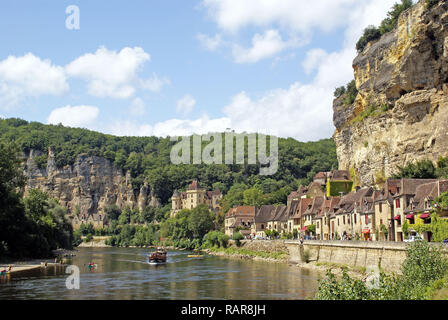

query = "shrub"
84;234;93;243
232;232;244;247
315;241;448;300
334;86;346;98
301;249;311;263
218;233;230;248
344;80;358;106
356;26;381;52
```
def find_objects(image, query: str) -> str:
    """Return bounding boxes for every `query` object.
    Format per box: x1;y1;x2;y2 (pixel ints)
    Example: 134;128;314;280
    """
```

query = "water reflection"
0;247;319;300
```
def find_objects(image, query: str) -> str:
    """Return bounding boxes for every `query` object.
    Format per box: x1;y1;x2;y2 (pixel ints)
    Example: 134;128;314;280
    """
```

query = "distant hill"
0;118;338;207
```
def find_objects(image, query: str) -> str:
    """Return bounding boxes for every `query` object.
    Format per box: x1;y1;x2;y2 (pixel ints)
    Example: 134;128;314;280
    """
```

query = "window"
354;215;357;224
261;224;264;230
365;215;368;224
396;199;400;209
379;203;382;213
337;218;340;226
343;216;345;225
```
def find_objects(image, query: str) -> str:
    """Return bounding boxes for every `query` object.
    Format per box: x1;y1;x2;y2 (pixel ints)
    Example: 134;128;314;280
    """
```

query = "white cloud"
302;49;328;75
201;0;358;34
176;94;196;115
108;115;231;137
140;73;170;92
197;33;224;51
65;46;150;99
232;29;302;64
47;105;99;128
0;53;68;109
129;98;146;116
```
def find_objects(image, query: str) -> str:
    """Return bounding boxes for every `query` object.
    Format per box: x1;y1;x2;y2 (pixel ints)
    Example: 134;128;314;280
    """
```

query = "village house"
400;180;448;241
224;205;256;238
314;197;340;240
267;206;288;234
288;198;312;234
170;180;222;217
387;179;437;241
251;205;274;237
301;196;324;237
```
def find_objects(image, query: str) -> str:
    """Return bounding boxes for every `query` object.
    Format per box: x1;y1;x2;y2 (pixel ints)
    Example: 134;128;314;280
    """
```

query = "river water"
0;247;319;300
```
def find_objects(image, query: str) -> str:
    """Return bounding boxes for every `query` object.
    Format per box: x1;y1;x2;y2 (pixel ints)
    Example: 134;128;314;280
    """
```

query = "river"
0;247;319;300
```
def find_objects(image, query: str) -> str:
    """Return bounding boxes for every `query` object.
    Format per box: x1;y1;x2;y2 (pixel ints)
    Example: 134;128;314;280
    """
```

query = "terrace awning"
362;229;370;234
420;213;430;219
301;226;307;232
406;214;415;219
394;215;401;221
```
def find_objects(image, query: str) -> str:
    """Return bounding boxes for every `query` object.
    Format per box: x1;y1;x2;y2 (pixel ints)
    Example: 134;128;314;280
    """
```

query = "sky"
0;0;401;141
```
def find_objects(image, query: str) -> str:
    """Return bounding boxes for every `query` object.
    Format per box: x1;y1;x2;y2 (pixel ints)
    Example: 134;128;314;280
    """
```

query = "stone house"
224;205;256;238
267;206;288;234
314;197;340;240
301;197;324;237
252;205;275;237
389;179;438;242
286;199;301;233
400;180;448;241
171;180;222;217
289;198;313;234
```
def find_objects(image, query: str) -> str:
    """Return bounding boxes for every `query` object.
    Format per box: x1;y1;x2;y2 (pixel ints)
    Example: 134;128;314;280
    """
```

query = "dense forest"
0;142;74;259
0;118;338;207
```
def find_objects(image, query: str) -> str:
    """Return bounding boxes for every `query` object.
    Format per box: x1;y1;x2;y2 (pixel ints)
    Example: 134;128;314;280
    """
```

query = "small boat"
187;254;204;258
148;247;167;264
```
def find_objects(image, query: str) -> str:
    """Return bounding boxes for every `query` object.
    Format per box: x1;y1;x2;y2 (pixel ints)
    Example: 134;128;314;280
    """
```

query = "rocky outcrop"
23;148;160;216
333;0;448;186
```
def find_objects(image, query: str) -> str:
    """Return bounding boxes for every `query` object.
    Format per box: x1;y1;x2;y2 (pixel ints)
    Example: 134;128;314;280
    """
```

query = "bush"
232;232;244;247
84;234;93;243
334;86;346;98
301;249;311;263
356;26;381;52
315;241;448;300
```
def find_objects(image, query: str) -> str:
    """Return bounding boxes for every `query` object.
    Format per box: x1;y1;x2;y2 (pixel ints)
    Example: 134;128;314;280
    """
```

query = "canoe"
187;255;203;258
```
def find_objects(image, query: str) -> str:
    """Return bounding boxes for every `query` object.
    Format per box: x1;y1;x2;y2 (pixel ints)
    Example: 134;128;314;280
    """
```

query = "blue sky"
0;0;399;141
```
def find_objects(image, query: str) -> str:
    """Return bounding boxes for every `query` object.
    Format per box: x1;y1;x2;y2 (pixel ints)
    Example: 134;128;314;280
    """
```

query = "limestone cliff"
333;0;448;187
23;148;160;216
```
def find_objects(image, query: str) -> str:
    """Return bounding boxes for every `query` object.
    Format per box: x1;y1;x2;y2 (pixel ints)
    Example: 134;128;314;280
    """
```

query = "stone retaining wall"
286;240;448;273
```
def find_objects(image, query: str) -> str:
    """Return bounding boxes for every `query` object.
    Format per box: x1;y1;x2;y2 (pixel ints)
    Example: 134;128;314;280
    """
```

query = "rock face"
24;148;160;216
333;0;448;187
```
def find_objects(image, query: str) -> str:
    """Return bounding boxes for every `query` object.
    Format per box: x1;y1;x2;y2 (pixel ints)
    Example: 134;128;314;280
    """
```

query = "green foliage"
316;241;448;300
344;80;358;106
307;224;316;234
379;0;413;35
0;143;74;259
232;232;244;247
301;249;311;263
402;220;410;238
392;159;437;179
326;180;353;197
334;86;346;98
356;1;413;52
292;229;298;239
84;234;94;243
0;118;338;207
79;223;95;236
204;231;229;248
356;25;381;52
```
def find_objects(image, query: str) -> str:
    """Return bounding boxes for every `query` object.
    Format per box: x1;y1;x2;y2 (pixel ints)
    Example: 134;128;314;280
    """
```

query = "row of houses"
225;170;448;242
